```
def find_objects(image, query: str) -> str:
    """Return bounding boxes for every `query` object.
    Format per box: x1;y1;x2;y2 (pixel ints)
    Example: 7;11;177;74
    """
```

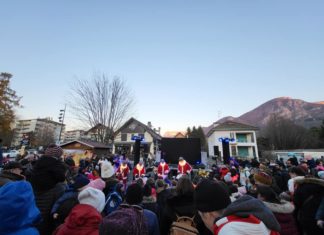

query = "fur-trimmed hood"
294;177;324;187
263;200;295;214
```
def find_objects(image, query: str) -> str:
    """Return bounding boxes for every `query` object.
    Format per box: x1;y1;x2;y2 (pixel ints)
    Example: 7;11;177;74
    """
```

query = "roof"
206;121;259;137
84;124;109;135
60;140;112;149
114;117;162;140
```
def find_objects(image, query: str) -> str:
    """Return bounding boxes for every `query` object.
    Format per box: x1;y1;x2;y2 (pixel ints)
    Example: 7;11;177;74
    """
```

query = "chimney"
147;121;152;128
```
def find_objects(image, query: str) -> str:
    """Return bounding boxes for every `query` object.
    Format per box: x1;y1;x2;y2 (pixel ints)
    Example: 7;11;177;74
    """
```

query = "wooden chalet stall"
60;140;112;165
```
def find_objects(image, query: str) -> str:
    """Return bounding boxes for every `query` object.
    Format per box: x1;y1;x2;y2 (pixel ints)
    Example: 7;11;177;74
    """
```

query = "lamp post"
58;105;66;144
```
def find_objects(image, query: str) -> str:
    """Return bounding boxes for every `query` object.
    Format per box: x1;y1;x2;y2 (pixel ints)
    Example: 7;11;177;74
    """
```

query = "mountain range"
213;97;324;130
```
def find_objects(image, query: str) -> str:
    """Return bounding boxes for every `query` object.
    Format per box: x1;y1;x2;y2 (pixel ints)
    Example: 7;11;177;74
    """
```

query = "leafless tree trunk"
68;74;134;143
35;125;55;147
264;114;309;150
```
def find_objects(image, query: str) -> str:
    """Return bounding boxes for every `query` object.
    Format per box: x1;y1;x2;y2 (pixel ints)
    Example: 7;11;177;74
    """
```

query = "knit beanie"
78;187;105;213
45;144;63;158
88;178;106;191
73;174;90;190
126;183;143;205
100;207;148;235
194;179;231;212
254;171;273;186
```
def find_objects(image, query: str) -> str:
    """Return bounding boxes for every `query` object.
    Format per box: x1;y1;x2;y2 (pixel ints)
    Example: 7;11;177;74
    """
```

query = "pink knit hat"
88;178;106;191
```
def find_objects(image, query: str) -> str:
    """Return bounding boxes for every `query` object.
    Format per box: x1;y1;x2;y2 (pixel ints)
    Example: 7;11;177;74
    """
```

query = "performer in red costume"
133;160;146;178
158;159;170;179
177;157;192;175
116;160;129;189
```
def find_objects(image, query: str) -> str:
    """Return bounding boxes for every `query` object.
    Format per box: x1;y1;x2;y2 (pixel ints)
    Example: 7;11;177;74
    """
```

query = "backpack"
169;215;199;235
55;196;79;225
104;185;123;215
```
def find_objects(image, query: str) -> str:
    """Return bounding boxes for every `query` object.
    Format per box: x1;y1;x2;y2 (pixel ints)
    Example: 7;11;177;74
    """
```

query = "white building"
113;118;161;159
63;130;85;143
12;118;65;146
206;121;259;160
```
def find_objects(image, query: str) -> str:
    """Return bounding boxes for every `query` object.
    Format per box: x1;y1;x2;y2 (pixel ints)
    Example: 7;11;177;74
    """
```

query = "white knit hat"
78;187;105;213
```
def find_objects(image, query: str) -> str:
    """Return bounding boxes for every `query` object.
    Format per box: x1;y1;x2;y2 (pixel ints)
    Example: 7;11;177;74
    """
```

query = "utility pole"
58;105;66;144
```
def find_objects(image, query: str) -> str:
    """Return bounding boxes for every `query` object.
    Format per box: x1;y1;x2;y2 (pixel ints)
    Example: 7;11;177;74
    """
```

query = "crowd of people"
0;143;324;235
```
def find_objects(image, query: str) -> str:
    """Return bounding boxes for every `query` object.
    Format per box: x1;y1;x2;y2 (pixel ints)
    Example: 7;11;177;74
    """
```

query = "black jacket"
34;182;66;235
160;192;212;235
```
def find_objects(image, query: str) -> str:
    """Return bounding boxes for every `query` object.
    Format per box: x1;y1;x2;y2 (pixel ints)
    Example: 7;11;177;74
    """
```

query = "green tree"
186;127;191;138
187;125;208;151
0;73;21;146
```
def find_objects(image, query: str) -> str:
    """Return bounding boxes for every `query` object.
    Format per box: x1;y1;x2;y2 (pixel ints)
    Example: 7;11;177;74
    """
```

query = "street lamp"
58;105;66;144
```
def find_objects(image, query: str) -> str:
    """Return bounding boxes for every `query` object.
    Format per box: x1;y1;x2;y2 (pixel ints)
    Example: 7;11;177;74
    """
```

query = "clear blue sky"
1;0;324;133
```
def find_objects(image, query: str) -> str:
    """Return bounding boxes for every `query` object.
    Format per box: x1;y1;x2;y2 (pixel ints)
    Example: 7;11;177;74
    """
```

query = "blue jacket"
51;186;78;214
0;181;41;235
144;209;160;235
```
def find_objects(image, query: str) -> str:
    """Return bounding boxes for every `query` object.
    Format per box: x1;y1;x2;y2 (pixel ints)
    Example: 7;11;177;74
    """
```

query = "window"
231;146;237;156
236;134;247;143
121;133;127;141
138;133;144;139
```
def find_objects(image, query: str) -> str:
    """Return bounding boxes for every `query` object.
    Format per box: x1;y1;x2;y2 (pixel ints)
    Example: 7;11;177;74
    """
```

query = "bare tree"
68;74;134;143
34;125;55;147
263;114;310;150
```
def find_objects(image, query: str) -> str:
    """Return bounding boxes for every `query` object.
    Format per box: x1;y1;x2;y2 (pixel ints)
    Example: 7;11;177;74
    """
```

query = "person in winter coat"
315;197;324;229
54;187;105;235
0;161;25;187
100;204;149;235
0;181;41;235
51;174;90;227
293;177;324;235
125;183;160;235
194;179;281;235
142;183;159;216
30;153;67;235
160;175;211;235
257;185;299;235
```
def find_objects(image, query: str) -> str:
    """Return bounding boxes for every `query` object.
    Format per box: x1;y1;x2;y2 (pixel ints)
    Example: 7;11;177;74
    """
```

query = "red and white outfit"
214;215;279;235
158;162;170;179
116;163;129;186
178;160;192;175
133;163;146;178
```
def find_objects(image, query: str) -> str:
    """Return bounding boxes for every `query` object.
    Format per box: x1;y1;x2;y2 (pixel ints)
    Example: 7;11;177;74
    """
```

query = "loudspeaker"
222;141;230;164
134;139;141;166
213;146;219;156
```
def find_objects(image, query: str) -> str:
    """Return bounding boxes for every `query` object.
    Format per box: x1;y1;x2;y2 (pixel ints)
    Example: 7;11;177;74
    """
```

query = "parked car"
2;150;19;158
27;149;38;155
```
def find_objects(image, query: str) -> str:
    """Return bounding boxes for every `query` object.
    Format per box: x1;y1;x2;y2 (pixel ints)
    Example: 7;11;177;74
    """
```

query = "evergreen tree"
0;73;21;146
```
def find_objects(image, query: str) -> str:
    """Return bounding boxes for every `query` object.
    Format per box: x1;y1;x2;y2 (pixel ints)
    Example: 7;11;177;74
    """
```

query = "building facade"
113;118;162;160
206;121;259;160
11;118;65;147
63;130;85;143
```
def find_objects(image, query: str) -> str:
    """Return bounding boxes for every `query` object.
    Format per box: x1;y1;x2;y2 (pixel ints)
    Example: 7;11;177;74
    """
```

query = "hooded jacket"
0;181;41;235
54;204;102;235
0;170;25;187
263;201;299;235
214;195;281;235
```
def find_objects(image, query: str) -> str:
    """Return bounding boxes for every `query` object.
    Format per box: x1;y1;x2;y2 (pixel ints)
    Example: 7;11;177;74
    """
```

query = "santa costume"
158;159;170;179
178;157;192;175
133;161;146;178
116;161;129;188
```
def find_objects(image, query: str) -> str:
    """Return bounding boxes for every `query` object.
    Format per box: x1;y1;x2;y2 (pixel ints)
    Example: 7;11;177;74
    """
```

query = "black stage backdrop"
161;138;201;165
